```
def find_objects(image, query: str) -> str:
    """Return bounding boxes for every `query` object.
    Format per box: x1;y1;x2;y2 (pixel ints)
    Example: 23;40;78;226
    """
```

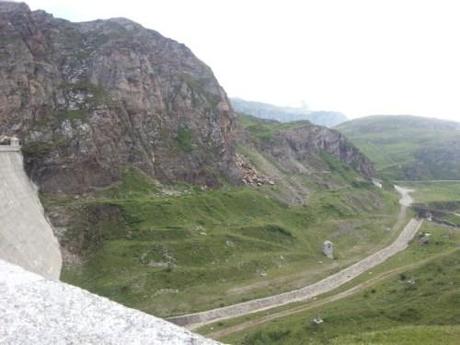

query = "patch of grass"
239;114;311;142
176;126;194;152
102;167;161;198
59;171;400;317
56;109;88;121
22;141;57;158
404;181;460;226
327;325;460;345
53;119;400;318
403;181;460;204
320;151;357;183
223;222;460;345
22;136;68;159
336;115;460;180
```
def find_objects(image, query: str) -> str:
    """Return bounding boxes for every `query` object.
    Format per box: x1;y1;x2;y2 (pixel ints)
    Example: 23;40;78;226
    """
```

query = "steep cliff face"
0;1;375;198
0;2;238;193
237;115;375;204
241;115;375;179
262;124;375;178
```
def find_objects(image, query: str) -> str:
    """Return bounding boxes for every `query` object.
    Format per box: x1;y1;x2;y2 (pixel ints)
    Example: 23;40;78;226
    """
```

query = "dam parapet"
0;136;21;152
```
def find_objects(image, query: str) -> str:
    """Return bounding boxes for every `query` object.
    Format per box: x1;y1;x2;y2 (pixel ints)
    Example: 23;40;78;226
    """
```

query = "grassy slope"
50;115;402;318
336;115;460;180
211;180;460;345
325;325;460;345
238;115;376;204
405;181;460;226
54;166;398;317
222;222;460;345
404;181;460;204
238;114;311;141
46;115;405;321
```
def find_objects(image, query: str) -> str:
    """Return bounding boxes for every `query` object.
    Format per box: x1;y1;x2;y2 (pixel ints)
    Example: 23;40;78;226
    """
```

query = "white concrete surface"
0;259;221;345
0;148;62;280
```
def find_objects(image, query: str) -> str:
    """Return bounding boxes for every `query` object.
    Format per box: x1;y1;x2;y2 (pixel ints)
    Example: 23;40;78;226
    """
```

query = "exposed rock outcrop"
0;1;239;193
262;124;375;178
235;153;274;186
240;116;375;180
235;115;375;204
0;2;374;196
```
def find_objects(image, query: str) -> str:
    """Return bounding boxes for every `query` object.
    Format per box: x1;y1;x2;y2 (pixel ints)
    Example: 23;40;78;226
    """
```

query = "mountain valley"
1;2;459;345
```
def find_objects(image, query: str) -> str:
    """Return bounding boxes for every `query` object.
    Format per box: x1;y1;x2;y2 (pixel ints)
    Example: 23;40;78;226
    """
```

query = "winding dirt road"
169;186;422;330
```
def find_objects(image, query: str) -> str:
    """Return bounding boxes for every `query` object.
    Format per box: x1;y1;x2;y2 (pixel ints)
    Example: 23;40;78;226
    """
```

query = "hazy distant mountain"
336;115;460;180
231;98;347;127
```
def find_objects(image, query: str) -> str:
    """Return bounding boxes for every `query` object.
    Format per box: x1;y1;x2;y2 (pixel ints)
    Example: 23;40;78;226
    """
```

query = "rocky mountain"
0;1;368;196
240;115;374;179
237;115;375;203
231;98;347;127
336;115;460;180
0;1;239;193
57;115;382;317
0;2;386;320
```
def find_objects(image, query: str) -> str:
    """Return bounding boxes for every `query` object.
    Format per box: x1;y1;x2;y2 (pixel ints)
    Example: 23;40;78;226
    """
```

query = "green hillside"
336;115;460;180
55;116;400;318
197;179;460;345
212;222;460;345
404;181;460;227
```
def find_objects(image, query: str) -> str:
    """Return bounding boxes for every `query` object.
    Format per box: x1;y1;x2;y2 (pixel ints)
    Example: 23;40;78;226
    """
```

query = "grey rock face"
256;123;375;179
0;2;239;193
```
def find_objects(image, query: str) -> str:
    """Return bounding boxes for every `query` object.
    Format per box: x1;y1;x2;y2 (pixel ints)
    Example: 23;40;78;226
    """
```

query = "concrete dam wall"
0;143;221;344
0;144;62;280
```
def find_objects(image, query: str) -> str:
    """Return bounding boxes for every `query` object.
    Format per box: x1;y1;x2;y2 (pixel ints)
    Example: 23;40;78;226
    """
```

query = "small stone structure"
0;136;21;151
10;136;20;147
322;240;334;259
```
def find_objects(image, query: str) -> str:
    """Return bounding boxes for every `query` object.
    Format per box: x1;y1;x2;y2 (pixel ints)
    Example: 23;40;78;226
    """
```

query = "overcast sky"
22;0;460;121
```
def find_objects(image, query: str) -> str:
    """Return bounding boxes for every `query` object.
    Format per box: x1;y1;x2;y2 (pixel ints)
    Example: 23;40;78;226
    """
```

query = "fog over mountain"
22;0;460;122
231;98;347;127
